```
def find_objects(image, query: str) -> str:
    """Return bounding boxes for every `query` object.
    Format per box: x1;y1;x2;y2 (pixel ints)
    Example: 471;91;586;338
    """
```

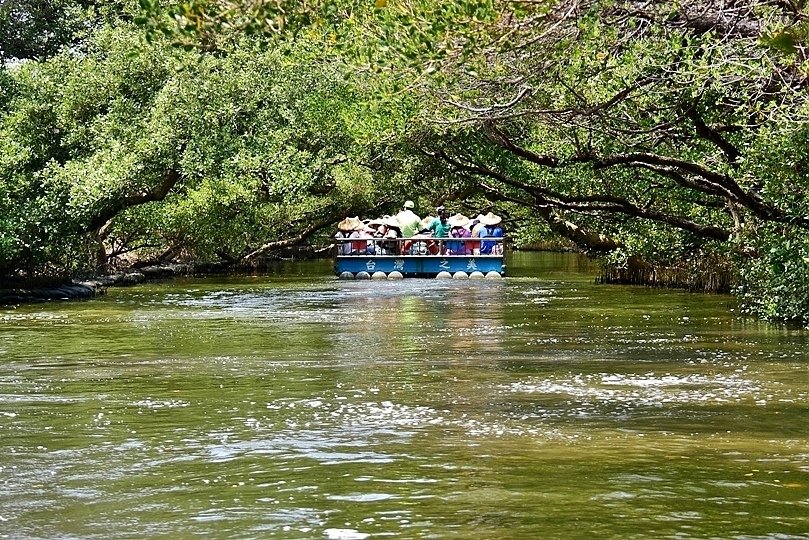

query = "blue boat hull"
334;255;505;278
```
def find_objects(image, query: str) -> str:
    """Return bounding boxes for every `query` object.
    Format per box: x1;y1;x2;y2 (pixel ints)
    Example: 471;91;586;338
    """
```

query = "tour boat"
334;236;505;279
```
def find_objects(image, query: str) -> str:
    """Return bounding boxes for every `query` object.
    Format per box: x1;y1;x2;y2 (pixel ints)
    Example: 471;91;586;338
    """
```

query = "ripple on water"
326;493;396;502
260;397;571;440
324;528;370;540
504;371;763;408
132;398;189;409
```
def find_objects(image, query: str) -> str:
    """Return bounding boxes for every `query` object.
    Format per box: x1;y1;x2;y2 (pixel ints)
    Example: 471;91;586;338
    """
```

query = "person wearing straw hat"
379;215;403;255
335;216;363;255
468;213;486;255
446;213;472;255
478;212;504;255
418;215;435;234
470;214;486;236
346;218;368;254
360;217;385;254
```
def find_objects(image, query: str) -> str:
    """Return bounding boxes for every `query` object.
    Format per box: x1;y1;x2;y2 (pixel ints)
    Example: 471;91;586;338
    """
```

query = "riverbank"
596;255;735;294
0;263;227;306
0;244;340;305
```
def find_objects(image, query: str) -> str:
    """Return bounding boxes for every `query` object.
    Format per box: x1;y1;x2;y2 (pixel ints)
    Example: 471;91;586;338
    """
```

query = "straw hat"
366;217;384;228
383;215;402;229
403;200;415;209
419;215;436;230
337;216;363;232
447;213;470;228
479;212;502;226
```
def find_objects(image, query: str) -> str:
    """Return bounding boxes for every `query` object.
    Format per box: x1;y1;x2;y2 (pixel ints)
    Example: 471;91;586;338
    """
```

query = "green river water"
1;252;807;539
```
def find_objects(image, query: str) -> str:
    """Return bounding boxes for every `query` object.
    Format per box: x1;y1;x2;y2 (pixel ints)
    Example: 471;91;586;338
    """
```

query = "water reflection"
328;280;507;360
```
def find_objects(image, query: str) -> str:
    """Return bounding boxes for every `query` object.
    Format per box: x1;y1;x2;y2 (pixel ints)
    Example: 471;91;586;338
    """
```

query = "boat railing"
333;236;504;257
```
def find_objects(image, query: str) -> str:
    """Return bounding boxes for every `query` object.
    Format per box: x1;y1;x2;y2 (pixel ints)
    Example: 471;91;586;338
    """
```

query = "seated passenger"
379;216;403;255
478;212;504;255
409;239;430;255
426;206;451;254
335;216;363;255
348;220;367;254
363;218;385;255
467;214;485;254
446;213;472;255
411;215;437;254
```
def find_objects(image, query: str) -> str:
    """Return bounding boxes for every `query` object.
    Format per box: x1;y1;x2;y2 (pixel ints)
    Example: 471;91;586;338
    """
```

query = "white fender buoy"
372;271;387;280
355;271;371;280
485;271;502;279
436;271;452;279
338;271;354;280
469;271;485;280
387;271;404;280
452;271;469;280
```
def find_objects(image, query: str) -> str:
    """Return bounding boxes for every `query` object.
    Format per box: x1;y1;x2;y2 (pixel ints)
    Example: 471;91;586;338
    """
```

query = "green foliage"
0;20;423;278
735;226;809;325
0;0;133;62
132;0;540;79
0;0;87;61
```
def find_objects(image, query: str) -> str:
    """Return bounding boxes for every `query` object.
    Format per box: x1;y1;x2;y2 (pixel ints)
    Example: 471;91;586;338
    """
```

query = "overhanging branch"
431;148;732;241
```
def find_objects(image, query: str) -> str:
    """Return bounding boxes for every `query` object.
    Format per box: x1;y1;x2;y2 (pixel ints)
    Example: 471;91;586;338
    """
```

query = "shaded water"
1;252;807;539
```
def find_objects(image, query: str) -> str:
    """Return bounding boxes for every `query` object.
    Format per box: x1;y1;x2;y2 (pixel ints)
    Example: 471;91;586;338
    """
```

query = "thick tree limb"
241;213;342;263
615;2;765;39
483;121;560;166
684;104;741;163
476;181;622;252
240;200;394;263
593;152;809;227
88;168;180;234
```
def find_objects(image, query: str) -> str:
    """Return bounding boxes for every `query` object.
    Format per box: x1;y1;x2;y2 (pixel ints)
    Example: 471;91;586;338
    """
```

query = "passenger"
478;212;505;255
418;215;435;234
470;214;485;236
409;216;435;255
335;216;363;255
426;206;452;254
396;200;422;253
396;200;421;237
446;213;471;255
468;214;485;255
363;218;384;233
347;219;367;254
375;215;396;238
380;216;403;255
363;218;385;255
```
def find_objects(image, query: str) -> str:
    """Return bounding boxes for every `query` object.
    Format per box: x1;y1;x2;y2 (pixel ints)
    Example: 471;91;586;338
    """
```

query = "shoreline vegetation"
596;257;734;295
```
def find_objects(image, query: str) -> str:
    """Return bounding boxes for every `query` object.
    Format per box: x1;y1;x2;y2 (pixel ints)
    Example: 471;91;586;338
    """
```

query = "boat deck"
334;237;505;279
